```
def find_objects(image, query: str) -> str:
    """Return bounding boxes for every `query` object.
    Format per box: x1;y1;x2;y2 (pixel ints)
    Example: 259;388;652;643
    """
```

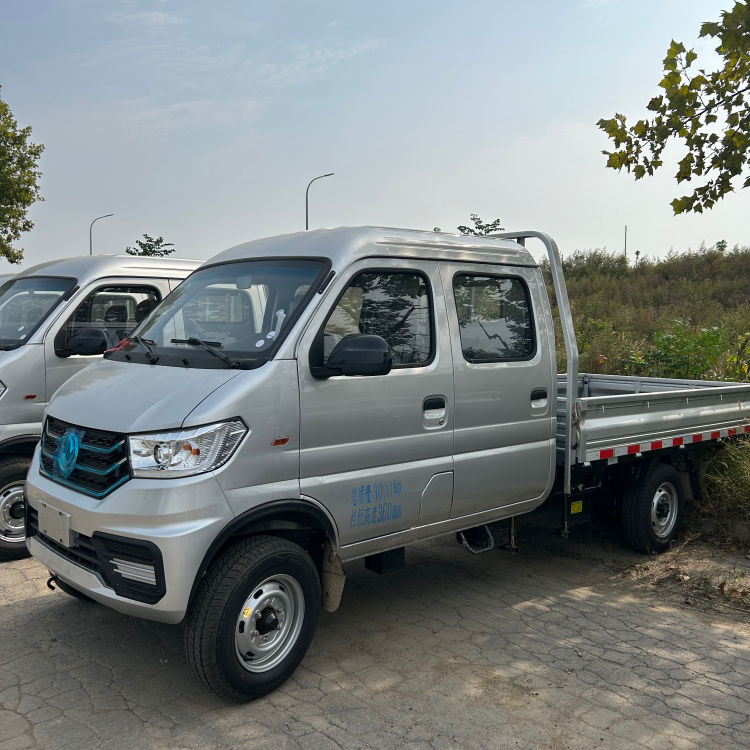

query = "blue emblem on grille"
53;428;84;479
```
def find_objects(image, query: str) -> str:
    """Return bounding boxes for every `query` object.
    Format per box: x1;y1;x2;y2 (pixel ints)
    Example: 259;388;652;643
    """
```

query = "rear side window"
324;271;433;367
453;274;534;362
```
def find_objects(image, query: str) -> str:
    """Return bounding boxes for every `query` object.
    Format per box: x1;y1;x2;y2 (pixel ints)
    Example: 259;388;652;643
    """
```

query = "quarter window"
453;274;534;362
324;271;432;367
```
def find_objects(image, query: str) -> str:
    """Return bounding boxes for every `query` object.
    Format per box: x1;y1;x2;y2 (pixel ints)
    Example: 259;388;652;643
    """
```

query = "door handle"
423;396;447;427
530;388;547;401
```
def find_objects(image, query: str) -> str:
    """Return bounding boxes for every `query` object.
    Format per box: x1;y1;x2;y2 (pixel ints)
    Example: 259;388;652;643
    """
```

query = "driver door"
44;280;168;402
297;258;455;547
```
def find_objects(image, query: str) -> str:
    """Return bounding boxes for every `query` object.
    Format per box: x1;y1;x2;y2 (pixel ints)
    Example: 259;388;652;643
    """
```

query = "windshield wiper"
171;337;238;368
129;335;159;364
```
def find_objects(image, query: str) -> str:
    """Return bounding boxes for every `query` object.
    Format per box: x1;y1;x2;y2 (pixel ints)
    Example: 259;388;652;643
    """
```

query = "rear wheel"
622;463;685;553
185;535;321;700
0;457;31;561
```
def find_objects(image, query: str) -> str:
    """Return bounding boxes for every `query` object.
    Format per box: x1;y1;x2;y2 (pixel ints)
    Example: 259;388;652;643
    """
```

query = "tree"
598;1;750;214
457;214;505;235
0;86;44;264
125;234;175;257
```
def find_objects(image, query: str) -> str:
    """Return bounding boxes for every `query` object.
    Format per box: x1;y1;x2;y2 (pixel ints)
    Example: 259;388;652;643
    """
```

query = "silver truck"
24;228;750;700
0;254;200;558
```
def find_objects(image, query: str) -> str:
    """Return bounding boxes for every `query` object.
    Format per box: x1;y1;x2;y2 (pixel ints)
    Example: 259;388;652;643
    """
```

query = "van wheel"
622;463;684;553
0;457;31;561
185;535;321;700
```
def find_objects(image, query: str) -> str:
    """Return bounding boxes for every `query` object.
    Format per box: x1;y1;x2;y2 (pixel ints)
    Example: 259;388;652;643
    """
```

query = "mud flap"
321;541;346;613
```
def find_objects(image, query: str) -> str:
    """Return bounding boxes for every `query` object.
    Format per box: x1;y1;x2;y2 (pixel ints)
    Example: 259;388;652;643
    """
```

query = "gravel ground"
1;524;750;750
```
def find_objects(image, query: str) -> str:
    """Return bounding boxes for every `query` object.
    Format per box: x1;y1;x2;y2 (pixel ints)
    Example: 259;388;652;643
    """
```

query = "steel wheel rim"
650;481;678;539
0;481;25;544
234;573;305;673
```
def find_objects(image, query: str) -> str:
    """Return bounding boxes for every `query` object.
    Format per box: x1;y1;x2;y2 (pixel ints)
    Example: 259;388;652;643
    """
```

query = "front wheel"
0;457;31;561
621;463;685;553
184;535;321;700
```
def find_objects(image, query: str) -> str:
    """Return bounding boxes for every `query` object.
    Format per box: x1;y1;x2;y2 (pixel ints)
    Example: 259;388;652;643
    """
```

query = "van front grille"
40;417;130;498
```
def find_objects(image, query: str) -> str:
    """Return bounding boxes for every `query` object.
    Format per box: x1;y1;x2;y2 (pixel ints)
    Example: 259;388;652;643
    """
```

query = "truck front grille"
40;416;130;498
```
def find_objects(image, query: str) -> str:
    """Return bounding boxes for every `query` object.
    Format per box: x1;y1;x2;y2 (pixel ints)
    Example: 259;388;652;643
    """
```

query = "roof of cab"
207;226;538;269
15;255;202;285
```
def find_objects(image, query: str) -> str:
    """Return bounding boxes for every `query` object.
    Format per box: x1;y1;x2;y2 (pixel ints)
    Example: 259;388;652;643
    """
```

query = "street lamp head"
89;213;115;255
305;172;335;231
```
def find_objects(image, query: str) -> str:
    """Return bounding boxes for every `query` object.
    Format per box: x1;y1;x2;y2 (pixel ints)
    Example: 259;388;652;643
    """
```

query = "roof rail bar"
489;231;579;494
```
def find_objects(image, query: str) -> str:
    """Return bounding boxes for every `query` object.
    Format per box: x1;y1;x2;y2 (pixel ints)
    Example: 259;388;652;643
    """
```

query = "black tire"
621;463;685;553
55;577;93;601
0;456;31;561
185;535;321;701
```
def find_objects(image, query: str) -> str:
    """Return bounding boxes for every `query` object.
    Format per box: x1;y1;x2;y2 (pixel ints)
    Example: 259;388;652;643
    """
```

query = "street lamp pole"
305;172;334;230
89;213;114;255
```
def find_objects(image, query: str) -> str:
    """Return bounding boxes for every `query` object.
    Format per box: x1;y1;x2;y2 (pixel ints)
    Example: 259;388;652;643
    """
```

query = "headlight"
129;419;247;478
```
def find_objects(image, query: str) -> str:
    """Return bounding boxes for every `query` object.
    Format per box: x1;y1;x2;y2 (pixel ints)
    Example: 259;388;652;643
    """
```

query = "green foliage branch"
0;85;44;264
598;1;750;214
125;233;175;257
457;214;505;236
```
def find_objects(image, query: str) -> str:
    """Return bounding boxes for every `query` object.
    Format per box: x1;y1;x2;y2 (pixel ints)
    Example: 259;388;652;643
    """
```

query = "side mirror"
325;334;392;377
64;328;108;356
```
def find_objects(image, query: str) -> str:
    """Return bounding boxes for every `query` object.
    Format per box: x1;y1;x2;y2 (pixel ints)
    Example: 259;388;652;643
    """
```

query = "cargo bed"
556;373;750;466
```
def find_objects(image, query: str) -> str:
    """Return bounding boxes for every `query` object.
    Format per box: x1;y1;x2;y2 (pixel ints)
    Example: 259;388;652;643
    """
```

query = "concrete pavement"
1;532;749;749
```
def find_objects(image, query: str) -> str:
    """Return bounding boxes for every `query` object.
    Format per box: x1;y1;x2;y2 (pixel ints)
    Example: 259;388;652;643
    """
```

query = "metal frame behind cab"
490;231;579;495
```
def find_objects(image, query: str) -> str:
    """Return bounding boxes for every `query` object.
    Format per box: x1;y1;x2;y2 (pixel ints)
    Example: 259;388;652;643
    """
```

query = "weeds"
698;440;750;529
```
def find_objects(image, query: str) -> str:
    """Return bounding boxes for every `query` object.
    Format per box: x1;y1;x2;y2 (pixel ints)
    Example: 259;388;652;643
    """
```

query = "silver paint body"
24;227;749;624
0;256;200;454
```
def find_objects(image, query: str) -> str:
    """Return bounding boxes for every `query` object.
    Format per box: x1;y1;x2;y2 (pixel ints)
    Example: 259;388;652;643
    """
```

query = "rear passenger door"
440;263;555;518
297;259;454;546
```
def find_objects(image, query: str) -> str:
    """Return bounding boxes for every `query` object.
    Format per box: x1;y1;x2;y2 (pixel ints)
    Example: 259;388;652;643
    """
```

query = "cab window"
323;271;433;367
56;285;161;355
453;274;535;362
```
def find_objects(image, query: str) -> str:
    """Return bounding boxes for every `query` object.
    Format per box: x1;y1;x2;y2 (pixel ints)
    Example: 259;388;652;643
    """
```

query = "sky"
1;0;746;270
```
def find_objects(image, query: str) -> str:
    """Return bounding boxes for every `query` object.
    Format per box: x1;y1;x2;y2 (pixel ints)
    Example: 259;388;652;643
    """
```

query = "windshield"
0;276;76;350
108;258;328;369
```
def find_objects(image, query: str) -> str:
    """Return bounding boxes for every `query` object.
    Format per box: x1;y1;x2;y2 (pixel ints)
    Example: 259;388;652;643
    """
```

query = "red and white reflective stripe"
587;423;750;463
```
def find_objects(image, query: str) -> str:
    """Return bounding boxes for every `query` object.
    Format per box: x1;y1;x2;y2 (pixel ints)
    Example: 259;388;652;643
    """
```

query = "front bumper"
25;455;234;624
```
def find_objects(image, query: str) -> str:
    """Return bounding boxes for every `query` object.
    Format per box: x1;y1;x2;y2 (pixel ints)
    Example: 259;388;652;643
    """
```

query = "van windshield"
0;276;76;350
110;259;327;369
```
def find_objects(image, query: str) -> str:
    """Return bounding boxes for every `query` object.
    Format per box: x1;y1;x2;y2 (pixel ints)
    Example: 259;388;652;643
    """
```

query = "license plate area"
37;502;72;548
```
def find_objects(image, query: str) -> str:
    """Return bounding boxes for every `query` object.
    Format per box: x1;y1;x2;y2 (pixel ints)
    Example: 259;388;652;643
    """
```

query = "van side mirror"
63;328;108;356
323;334;392;377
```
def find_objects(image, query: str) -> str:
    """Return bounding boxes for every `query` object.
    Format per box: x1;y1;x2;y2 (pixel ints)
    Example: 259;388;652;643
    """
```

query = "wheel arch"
0;436;40;460
187;499;340;612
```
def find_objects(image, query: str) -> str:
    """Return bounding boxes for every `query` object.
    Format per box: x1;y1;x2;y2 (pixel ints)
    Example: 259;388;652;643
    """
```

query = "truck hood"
47;359;242;433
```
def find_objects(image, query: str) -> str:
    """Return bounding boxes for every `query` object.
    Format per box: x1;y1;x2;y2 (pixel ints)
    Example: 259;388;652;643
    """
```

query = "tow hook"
46;575;59;591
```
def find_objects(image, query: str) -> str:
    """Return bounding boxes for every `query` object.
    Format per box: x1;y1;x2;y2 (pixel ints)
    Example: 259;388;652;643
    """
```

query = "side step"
457;525;494;555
